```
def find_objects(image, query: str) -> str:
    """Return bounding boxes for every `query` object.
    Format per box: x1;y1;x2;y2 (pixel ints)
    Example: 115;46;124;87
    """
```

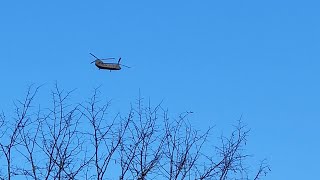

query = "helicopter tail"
117;58;122;64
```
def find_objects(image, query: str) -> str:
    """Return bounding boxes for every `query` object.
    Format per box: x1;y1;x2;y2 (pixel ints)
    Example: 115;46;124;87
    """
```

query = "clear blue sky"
1;1;320;179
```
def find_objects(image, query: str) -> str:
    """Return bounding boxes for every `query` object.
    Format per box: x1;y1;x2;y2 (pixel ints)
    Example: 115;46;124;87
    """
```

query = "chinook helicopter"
90;53;130;71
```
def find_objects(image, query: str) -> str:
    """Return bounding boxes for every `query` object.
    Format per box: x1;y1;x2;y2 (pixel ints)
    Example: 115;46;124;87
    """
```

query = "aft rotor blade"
89;53;99;59
120;64;131;68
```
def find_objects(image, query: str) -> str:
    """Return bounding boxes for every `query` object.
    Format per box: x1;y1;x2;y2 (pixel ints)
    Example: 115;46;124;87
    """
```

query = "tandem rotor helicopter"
90;53;130;71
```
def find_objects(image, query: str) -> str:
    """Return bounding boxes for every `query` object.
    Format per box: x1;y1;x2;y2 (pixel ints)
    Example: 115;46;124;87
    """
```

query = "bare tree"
0;85;39;180
254;159;270;180
196;120;270;180
0;85;270;180
37;84;89;179
80;88;130;180
0;84;91;180
161;111;211;180
119;98;166;180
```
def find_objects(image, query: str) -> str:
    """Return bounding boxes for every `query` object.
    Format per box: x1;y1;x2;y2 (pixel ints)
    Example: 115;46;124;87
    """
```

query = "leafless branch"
0;85;270;180
0;85;40;180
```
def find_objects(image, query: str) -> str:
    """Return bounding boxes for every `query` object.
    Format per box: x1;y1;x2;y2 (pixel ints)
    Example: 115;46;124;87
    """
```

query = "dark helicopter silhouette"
90;53;130;71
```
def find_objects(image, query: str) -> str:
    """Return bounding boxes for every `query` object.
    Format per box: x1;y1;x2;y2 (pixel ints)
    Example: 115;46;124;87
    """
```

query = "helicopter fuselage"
95;60;121;70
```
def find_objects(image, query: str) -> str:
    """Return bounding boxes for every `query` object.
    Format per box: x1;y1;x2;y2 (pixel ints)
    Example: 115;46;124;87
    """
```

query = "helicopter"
90;53;130;71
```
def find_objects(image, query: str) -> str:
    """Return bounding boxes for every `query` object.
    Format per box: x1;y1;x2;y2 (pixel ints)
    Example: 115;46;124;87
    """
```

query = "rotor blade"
89;53;99;59
90;60;96;64
100;58;115;60
120;64;131;68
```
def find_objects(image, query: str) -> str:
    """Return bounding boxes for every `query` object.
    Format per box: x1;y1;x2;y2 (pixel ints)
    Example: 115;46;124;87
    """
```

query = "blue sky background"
1;1;320;179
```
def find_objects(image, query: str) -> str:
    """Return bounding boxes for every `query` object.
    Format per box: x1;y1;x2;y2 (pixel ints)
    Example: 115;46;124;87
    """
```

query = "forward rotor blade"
89;53;99;59
90;60;96;64
100;58;115;60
